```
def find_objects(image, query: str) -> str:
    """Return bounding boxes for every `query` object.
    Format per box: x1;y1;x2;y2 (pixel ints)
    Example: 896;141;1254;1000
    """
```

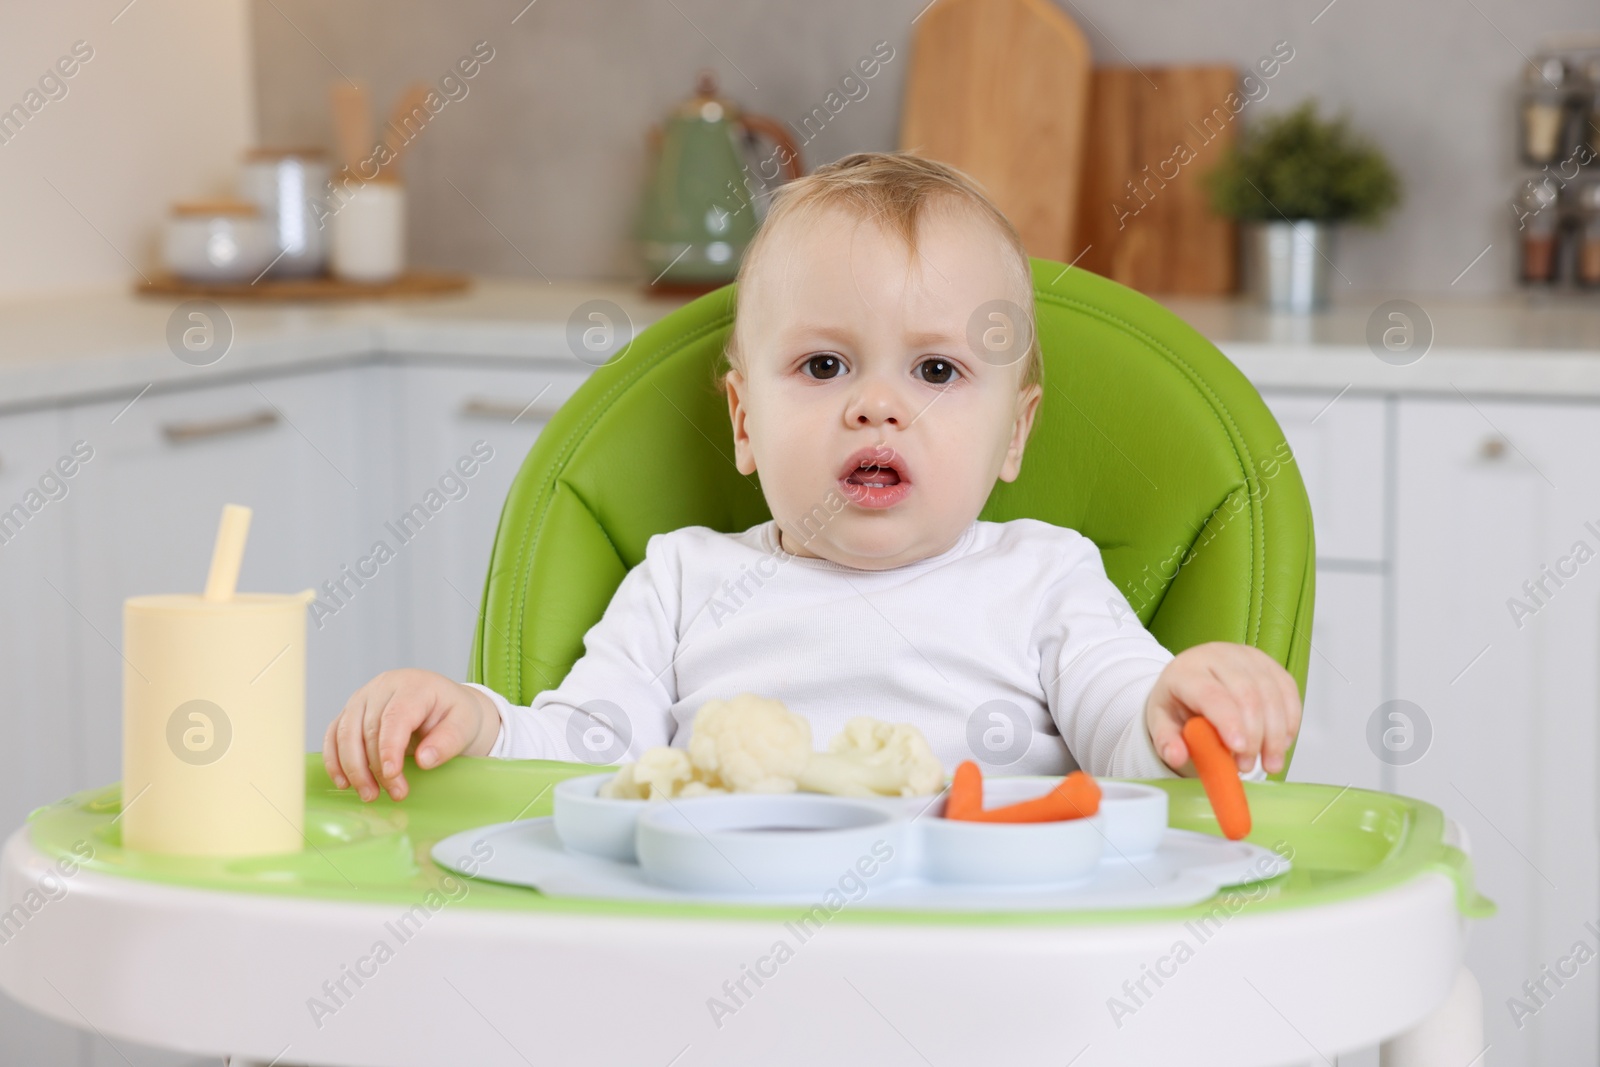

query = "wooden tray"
135;270;470;301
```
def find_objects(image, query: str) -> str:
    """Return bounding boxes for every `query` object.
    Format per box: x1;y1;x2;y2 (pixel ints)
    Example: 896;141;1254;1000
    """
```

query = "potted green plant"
1204;99;1401;312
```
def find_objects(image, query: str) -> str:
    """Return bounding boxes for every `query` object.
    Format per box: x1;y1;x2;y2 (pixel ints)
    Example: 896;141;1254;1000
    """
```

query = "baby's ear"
999;382;1044;482
724;369;759;476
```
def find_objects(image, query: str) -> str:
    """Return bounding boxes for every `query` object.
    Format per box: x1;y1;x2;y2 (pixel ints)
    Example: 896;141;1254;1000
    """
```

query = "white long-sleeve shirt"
464;517;1218;781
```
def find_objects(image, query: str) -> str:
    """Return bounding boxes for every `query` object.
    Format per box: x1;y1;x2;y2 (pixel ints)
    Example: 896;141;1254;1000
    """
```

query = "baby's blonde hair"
718;150;1043;394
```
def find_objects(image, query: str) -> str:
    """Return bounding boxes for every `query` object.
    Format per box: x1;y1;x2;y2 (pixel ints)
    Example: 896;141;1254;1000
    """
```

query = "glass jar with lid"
1577;181;1600;287
1520;56;1581;165
1515;177;1562;284
1587;57;1600;162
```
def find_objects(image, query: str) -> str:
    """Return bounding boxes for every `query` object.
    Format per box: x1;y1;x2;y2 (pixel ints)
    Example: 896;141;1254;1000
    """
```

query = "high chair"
1;258;1492;1067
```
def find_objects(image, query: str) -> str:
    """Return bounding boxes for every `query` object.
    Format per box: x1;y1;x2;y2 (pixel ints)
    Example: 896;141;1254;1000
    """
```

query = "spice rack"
1515;33;1600;288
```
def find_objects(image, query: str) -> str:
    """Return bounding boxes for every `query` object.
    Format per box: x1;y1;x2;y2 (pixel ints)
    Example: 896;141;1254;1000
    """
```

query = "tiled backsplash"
251;0;1598;294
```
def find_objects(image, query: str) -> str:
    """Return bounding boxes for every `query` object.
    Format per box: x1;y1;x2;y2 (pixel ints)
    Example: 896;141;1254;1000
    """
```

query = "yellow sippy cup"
121;503;316;856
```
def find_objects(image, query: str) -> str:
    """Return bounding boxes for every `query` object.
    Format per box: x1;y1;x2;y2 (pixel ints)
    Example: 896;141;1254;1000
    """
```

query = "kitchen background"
5;1;1600;1066
1;0;1597;297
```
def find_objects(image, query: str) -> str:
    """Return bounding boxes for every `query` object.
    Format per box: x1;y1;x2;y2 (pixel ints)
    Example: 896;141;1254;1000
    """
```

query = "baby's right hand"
323;669;501;802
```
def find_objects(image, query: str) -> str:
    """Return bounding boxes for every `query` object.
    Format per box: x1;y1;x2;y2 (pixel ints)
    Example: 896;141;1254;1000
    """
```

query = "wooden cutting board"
898;0;1091;261
1074;65;1240;295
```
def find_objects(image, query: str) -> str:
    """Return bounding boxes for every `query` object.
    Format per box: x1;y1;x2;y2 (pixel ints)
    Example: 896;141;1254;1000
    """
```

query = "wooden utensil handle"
380;82;432;181
330;82;374;177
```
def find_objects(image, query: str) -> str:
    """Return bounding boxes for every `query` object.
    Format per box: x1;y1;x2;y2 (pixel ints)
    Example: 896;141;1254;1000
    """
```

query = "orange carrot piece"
960;797;1067;822
952;770;1100;823
1182;716;1251;840
945;760;983;819
1058;770;1101;818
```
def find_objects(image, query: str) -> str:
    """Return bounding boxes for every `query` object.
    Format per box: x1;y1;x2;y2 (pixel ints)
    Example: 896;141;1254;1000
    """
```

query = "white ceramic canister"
330;176;406;284
239;148;331;278
121;590;316;856
161;200;276;284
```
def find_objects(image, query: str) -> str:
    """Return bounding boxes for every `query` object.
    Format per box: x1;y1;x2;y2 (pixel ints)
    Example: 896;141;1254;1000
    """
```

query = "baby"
324;151;1301;804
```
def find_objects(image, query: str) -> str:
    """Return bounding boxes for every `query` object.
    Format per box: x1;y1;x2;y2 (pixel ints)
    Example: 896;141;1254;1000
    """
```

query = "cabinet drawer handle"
459;395;563;423
161;409;280;443
1479;435;1508;460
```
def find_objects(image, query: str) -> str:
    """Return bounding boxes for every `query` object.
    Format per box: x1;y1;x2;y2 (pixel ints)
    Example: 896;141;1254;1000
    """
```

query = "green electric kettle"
636;68;804;293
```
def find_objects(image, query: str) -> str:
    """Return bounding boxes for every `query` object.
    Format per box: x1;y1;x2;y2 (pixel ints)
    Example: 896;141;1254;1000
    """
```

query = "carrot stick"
945;760;983;818
950;770;1100;823
1182;716;1251;840
1057;770;1101;818
960;798;1066;822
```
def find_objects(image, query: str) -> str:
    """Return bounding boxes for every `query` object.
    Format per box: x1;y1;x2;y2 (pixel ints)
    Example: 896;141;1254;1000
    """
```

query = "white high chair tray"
430;816;1290;910
2;766;1488;1067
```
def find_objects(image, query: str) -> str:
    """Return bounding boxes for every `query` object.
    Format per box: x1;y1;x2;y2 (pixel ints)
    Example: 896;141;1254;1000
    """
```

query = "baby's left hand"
1145;642;1302;776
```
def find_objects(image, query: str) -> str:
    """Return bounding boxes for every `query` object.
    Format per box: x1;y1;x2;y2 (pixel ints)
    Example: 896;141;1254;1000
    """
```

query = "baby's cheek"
753;437;827;506
945;440;1005;502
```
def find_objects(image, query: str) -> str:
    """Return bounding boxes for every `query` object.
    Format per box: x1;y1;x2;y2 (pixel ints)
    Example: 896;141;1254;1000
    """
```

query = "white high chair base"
1379;965;1486;1067
216;984;1492;1067
1;828;1482;1067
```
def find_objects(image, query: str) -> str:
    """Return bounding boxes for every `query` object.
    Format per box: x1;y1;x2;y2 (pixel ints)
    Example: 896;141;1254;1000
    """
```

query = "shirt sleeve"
463;532;683;763
1035;532;1178;779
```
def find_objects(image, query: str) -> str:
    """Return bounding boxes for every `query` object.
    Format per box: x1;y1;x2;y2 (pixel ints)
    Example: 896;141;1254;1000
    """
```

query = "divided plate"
431;816;1289;912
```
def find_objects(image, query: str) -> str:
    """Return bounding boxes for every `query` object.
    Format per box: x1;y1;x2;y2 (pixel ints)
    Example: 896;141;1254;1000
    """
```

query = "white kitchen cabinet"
1395;396;1600;1067
1283;568;1385;794
1259;390;1388;564
0;408;79;837
284;363;410;736
0;405;87;1067
58;366;376;788
389;362;590;682
1256;390;1390;795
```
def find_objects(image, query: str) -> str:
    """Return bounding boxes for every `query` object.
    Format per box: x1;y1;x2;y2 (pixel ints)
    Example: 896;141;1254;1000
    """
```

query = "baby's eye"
916;357;960;385
802;353;846;380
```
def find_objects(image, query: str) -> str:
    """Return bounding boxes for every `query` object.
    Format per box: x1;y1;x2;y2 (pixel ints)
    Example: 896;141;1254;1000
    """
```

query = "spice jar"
1587;57;1600;161
1578;182;1600;287
1516;178;1562;284
1521;56;1576;166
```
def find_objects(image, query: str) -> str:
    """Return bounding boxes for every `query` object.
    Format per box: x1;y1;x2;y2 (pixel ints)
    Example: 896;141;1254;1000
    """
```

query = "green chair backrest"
469;259;1316;780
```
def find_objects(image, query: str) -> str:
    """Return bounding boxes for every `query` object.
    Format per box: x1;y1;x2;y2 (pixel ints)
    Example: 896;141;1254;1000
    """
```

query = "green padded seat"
468;258;1316;780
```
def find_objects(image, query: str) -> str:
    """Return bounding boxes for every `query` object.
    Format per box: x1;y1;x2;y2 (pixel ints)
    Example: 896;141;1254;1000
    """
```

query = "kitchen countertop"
0;278;691;413
1159;289;1600;401
1;278;1598;413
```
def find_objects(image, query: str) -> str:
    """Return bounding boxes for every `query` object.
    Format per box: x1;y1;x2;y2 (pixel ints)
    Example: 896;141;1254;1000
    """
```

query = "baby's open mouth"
837;446;911;509
846;463;900;488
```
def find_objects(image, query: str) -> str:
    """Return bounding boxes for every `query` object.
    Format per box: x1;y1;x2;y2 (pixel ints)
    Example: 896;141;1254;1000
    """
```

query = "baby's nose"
847;379;906;426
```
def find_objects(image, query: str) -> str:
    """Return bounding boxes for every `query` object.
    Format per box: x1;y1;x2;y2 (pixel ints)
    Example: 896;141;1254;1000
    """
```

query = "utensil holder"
330;178;405;284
